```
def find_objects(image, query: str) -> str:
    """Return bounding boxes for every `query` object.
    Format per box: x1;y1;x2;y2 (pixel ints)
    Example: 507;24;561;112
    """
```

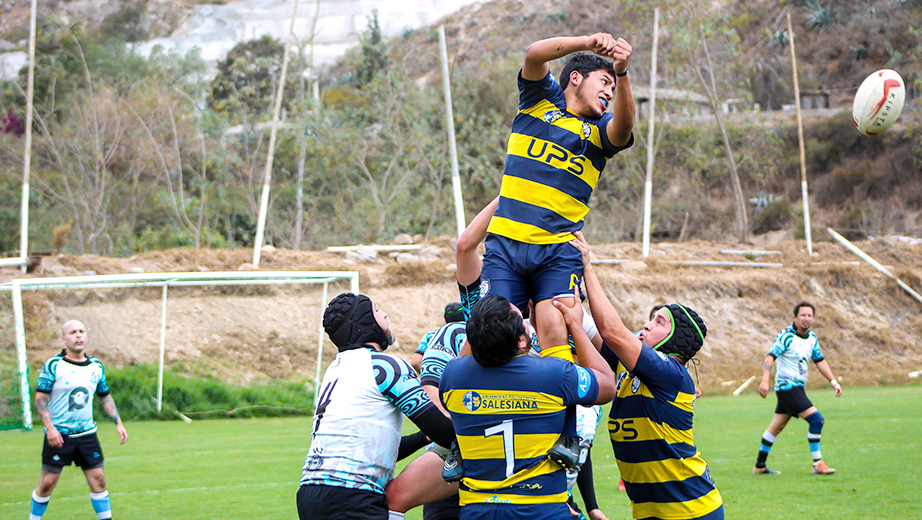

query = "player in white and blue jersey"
411;302;465;374
29;320;128;520
298;293;455;520
753;301;842;476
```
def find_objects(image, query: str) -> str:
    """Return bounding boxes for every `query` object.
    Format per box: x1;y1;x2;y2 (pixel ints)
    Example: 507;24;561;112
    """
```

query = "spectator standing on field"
752;301;842;475
29;320;128;520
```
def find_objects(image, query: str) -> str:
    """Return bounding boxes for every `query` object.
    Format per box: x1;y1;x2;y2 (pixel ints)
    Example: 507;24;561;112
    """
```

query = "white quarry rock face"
134;0;482;66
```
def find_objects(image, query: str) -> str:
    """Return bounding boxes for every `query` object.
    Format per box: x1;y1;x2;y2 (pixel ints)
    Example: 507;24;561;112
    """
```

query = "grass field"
2;385;920;519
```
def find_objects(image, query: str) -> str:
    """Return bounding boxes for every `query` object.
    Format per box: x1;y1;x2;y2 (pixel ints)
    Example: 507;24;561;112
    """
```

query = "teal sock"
30;491;50;520
90;491;112;520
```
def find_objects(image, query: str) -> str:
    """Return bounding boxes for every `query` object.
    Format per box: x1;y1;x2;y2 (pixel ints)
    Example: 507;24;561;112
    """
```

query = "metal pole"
12;281;32;429
787;11;812;255
828;228;922;304
157;284;168;413
439;25;465;236
642;8;659;258
19;0;38;273
313;281;330;410
253;0;301;267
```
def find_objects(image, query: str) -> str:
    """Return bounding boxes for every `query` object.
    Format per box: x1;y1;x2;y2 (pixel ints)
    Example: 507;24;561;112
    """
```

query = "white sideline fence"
0;271;358;430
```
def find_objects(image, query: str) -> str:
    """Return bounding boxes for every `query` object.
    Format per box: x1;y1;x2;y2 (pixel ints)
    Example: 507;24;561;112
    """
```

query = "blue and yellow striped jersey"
488;71;633;244
601;344;723;520
439;354;599;509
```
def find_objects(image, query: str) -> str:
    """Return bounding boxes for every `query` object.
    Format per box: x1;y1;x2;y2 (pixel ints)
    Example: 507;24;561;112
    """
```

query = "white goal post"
1;271;358;430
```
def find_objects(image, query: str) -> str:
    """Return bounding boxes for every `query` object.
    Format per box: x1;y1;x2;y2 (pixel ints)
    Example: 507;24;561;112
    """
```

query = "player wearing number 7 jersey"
298;293;455;520
439;295;616;520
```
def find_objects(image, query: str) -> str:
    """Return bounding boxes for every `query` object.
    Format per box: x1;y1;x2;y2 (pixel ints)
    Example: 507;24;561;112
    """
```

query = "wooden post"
253;0;300;267
787;11;813;255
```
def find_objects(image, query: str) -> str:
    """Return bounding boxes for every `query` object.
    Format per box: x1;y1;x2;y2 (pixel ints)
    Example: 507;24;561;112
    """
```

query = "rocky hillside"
4;234;922;392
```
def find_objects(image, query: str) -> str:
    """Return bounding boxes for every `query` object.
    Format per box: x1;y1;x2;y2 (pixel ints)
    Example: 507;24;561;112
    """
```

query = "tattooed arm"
35;392;63;448
100;394;128;444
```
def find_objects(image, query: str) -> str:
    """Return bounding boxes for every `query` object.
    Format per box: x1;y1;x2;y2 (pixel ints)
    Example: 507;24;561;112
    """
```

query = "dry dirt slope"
3;236;922;393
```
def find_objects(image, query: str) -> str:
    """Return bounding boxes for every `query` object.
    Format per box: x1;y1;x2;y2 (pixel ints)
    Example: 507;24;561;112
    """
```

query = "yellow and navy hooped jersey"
602;344;723;520
488;71;633;245
439;354;600;507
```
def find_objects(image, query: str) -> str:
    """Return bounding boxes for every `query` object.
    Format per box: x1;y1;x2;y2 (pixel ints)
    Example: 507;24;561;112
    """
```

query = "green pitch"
1;385;919;519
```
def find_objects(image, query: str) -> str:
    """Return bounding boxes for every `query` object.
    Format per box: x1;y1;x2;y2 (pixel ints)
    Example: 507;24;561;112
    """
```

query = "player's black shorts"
775;387;815;416
42;431;104;471
423;494;460;520
296;484;387;520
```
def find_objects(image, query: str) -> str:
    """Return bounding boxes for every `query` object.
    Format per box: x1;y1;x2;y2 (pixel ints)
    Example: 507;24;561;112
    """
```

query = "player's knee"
805;411;824;433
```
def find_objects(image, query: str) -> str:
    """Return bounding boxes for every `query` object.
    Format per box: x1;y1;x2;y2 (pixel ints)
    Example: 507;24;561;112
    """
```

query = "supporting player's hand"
588;509;610;520
569;231;591;268
695;386;703;398
116;422;128;444
757;380;770;398
46;426;63;448
551;284;584;330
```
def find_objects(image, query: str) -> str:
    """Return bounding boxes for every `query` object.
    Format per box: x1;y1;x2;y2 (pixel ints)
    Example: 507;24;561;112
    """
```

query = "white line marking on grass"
0;481;295;508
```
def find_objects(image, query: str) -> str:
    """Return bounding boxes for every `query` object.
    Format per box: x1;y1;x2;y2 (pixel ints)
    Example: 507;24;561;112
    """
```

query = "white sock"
388;512;406;520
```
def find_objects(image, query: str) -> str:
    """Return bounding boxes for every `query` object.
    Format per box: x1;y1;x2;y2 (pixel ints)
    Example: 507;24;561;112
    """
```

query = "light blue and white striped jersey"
35;351;110;437
769;325;825;391
300;347;434;494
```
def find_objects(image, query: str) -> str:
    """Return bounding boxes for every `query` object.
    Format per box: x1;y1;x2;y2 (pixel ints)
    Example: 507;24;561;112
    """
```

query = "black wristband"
615;70;628;77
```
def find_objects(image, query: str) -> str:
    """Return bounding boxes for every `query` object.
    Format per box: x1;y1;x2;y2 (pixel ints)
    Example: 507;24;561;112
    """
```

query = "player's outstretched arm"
605;38;635;147
457;196;498;287
569;231;643;370
523;33;618;81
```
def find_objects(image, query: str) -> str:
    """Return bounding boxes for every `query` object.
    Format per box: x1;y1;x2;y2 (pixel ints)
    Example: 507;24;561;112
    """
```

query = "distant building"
631;86;711;120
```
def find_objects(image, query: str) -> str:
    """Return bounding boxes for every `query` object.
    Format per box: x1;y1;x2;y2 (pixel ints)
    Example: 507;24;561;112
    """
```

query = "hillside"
4;234;922;394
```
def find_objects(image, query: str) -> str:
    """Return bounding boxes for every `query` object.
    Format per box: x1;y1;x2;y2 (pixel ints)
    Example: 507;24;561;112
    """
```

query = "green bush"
87;363;314;421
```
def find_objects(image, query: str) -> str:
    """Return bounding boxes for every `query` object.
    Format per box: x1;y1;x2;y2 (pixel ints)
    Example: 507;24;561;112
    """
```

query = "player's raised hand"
569;231;592;267
609;38;632;74
552;285;584;331
584;33;616;57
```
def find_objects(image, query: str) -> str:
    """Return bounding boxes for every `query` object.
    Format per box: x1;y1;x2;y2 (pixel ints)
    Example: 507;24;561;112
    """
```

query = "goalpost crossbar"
0;271;359;430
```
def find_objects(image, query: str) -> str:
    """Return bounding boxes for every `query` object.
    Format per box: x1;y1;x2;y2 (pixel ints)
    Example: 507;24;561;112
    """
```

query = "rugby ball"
852;69;905;136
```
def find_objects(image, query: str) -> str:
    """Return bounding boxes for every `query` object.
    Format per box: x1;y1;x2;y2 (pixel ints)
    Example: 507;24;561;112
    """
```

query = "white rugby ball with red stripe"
852;69;905;136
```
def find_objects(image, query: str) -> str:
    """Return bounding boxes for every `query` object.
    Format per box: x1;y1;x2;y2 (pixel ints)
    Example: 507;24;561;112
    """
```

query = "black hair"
558;53;616;91
649;304;665;320
793;301;815;316
466;295;526;368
